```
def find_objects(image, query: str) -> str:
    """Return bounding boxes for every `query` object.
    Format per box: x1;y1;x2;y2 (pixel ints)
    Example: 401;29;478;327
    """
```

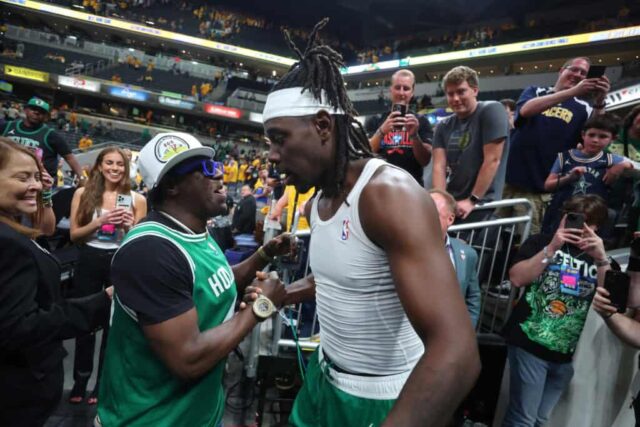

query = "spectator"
97;133;291;426
502;194;610;427
68;147;147;405
432;66;509;222
270;185;315;232
1;98;84;185
0;138;111;426
429;189;481;327
232;184;256;235
367;69;433;186
500;98;516;130
78;133;93;152
542;114;631;232
504;57;611;233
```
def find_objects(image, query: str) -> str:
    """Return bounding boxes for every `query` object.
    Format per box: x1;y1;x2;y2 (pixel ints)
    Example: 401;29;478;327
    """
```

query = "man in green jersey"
98;132;291;426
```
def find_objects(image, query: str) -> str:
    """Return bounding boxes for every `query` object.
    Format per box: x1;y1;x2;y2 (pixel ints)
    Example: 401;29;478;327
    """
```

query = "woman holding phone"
0;138;112;426
69;146;146;405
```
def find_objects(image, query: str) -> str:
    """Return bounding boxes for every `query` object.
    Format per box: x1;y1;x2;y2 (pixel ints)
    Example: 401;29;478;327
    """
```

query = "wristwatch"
252;295;276;321
469;194;481;205
541;246;555;265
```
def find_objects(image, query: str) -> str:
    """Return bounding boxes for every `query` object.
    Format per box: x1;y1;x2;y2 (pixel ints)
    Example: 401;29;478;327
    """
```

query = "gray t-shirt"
433;100;509;201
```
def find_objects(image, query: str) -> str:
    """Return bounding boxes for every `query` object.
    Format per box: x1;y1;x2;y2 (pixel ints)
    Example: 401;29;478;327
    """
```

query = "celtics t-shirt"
503;234;597;363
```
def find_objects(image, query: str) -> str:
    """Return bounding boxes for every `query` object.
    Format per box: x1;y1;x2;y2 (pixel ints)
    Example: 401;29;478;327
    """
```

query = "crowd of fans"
0;6;640;426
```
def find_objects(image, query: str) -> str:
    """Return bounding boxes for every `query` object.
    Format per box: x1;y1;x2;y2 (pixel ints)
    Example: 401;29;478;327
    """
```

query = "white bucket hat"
138;132;215;189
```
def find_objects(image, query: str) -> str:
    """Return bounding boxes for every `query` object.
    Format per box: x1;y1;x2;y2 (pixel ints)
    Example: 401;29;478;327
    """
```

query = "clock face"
258;300;270;312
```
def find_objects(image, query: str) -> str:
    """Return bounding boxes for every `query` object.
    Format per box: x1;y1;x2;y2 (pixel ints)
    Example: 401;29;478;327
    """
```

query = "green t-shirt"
607;128;640;161
98;220;237;427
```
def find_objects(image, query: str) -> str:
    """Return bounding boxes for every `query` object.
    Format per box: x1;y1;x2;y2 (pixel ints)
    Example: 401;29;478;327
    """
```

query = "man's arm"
519;79;600;118
361;169;480;426
63;153;84;179
432;148;447;190
405;114;431;166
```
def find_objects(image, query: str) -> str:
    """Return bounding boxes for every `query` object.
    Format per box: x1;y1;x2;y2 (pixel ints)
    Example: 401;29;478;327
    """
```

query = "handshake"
239;271;287;320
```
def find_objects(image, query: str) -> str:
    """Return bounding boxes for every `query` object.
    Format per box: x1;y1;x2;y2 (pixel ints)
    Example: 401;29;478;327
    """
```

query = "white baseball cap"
138;132;215;189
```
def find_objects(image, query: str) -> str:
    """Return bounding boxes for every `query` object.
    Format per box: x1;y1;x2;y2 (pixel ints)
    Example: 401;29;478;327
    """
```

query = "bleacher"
92;64;198;95
2;41;107;75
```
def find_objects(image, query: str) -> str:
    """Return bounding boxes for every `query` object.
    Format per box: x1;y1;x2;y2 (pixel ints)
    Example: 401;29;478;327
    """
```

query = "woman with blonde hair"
0;137;111;426
68;146;146;404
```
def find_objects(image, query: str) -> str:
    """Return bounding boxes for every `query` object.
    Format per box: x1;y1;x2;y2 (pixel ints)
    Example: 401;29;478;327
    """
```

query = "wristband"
257;246;275;263
42;189;53;208
594;258;610;268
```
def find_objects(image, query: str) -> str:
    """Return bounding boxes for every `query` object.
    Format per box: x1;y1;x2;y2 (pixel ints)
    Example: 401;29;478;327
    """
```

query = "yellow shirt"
238;164;248;182
285;185;315;231
226;161;239;183
78;137;93;151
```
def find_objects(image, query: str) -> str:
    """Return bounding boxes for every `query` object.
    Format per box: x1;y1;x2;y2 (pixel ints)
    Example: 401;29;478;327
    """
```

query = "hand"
593;75;611;98
456;198;475;219
404;114;419;136
592;286;617;319
121;210;135;229
569;166;586;179
239;285;262;310
251;271;287;308
40;169;54;191
603;162;630;185
379;111;402;135
577;224;606;262
263;232;296;258
97;207;126;226
269;210;282;222
571;78;604;98
549;215;582;252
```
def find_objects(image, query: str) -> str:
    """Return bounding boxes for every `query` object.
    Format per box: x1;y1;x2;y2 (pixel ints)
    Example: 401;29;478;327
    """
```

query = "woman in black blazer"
0;138;112;427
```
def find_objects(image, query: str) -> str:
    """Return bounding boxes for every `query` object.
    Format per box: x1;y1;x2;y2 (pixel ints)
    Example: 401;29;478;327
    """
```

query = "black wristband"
628;256;640;272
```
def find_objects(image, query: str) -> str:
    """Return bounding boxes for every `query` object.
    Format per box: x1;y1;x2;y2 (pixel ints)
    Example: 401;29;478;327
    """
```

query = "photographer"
502;194;610;427
367;69;433;186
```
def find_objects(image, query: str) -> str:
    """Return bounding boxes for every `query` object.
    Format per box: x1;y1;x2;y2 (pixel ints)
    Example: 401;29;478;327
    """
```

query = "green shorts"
289;349;405;427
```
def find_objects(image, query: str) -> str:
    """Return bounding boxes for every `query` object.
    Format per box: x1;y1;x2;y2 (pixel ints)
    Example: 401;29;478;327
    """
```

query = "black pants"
70;245;115;390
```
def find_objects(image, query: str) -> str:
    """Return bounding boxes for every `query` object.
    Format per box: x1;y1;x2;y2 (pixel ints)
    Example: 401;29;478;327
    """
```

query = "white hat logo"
154;135;190;163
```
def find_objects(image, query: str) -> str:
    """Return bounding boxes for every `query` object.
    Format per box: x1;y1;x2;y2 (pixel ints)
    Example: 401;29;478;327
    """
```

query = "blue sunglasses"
173;159;224;178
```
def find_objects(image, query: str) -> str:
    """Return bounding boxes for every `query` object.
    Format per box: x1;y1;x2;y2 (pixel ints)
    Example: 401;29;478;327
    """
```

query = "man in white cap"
97;132;292;426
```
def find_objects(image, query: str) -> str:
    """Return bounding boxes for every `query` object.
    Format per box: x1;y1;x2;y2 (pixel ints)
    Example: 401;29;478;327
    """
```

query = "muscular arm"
469;139;505;198
411;134;432;166
283;274;316;305
143;305;259;380
361;169;480;426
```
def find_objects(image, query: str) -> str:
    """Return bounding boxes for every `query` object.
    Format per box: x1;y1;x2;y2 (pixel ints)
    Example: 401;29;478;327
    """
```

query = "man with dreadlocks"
255;18;480;426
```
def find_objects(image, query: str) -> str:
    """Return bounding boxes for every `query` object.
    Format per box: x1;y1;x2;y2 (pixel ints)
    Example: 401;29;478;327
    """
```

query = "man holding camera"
367;69;433;186
502;194;610;427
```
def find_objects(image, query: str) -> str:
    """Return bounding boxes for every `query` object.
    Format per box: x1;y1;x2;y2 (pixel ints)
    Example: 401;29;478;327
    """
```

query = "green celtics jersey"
98;220;237;427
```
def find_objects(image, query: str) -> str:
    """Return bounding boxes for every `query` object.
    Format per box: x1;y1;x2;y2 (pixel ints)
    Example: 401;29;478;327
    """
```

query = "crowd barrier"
244;198;533;377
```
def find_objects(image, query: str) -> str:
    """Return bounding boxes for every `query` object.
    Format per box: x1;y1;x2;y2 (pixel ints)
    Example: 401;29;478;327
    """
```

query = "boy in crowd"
542;115;632;233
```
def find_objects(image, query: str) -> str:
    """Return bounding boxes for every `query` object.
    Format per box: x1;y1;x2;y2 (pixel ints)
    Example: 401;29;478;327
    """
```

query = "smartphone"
586;65;606;79
391;104;407;117
604;270;630;313
565;212;585;230
116;194;132;209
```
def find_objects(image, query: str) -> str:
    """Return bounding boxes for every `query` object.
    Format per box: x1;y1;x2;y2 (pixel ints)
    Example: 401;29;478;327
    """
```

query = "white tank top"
85;192;135;250
310;158;424;375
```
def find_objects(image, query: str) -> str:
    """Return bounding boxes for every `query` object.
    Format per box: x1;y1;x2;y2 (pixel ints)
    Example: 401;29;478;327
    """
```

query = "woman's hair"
76;146;131;226
0;137;43;238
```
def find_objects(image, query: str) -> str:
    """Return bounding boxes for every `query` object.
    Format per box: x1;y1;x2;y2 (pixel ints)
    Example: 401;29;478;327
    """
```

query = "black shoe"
69;381;87;404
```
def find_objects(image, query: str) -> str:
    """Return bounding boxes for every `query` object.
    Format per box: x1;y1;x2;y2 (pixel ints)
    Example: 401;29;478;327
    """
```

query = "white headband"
262;87;345;123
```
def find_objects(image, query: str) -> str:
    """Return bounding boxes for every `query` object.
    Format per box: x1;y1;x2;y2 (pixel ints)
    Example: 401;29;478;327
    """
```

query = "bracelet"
541;246;555;265
42;189;53;208
257;246;275;263
594;258;610;267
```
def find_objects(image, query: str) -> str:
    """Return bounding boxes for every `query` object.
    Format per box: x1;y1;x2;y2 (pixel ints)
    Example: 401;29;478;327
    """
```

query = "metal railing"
244;198;534;367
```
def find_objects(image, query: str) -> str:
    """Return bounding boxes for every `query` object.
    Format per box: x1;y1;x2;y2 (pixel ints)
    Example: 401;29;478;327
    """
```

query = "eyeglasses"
173;159;224;178
564;66;588;76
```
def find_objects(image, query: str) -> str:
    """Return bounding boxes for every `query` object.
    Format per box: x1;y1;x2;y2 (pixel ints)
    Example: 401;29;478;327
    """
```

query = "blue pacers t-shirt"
506;86;593;193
